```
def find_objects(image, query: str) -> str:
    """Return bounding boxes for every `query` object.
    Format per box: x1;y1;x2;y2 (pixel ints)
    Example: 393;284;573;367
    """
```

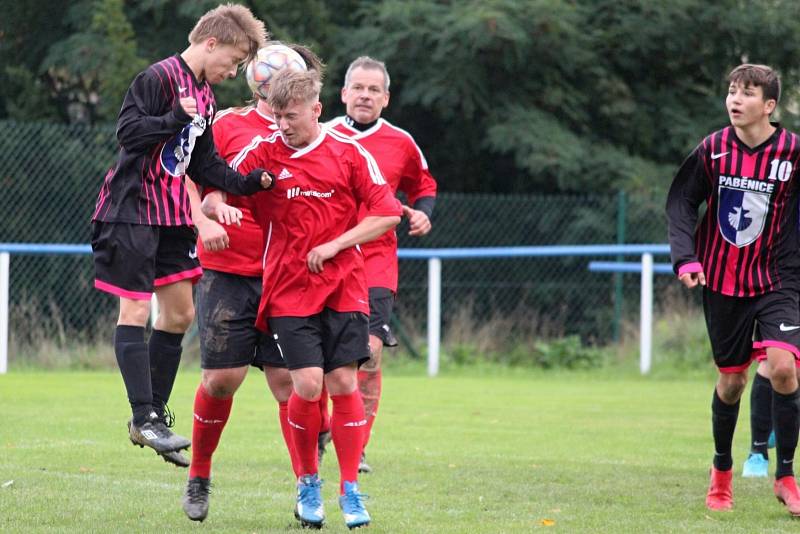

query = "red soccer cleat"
774;476;800;516
706;467;733;511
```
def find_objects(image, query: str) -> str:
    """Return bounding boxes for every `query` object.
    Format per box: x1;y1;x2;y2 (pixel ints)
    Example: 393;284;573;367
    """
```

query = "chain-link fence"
1;120;680;361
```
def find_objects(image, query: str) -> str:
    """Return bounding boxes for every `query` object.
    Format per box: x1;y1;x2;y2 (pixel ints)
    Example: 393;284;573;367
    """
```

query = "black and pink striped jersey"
667;125;800;296
92;55;263;226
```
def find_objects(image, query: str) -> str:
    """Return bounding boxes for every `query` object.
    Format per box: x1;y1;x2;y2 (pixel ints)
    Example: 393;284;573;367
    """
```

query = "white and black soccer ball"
246;45;307;99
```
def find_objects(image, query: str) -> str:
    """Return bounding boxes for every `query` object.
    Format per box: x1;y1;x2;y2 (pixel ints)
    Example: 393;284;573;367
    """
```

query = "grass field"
0;364;796;533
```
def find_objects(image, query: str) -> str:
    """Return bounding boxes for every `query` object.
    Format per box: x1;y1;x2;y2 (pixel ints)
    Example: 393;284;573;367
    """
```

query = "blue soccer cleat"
742;452;769;478
295;474;325;528
768;430;776;449
339;481;370;529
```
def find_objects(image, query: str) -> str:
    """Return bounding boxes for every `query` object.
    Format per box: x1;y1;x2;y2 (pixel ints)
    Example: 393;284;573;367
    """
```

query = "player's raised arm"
116;71;195;153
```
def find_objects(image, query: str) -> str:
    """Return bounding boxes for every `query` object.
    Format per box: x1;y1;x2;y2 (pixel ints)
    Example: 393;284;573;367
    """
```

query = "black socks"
114;325;153;425
773;387;800;479
750;373;773;457
712;389;740;471
148;330;184;418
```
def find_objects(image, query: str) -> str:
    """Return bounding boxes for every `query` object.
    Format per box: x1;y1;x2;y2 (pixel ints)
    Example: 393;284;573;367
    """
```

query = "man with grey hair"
327;55;438;474
235;68;402;529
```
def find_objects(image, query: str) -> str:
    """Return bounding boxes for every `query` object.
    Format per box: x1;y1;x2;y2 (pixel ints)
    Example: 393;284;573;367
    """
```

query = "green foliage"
6;0;800;193
2;66;58;120
90;0;149;120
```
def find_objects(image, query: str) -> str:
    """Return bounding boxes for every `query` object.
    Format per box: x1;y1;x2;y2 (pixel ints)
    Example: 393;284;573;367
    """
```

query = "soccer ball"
246;45;307;99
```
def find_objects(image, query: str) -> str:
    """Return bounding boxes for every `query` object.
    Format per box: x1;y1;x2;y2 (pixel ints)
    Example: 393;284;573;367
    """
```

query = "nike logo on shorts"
779;323;800;332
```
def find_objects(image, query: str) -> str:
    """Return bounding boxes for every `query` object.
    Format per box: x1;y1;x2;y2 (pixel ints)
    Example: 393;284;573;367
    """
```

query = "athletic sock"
114;325;153;425
711;389;740;471
331;391;366;493
288;392;322;476
278;401;302;477
358;369;382;449
773;387;800;479
189;384;233;480
750;372;773;457
319;386;331;434
148;330;184;417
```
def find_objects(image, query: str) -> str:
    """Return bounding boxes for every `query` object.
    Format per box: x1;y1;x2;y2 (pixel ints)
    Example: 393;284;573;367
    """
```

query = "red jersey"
327;117;437;291
236;126;403;327
196;106;278;277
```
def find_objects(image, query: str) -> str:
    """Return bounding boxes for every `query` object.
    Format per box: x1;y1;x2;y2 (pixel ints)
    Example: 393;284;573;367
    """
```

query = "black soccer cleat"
183;476;211;522
128;414;191;454
160;449;190;468
358;452;372;474
317;430;332;466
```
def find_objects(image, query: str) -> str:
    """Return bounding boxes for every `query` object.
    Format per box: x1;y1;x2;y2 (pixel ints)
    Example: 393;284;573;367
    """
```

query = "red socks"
330;390;366;493
278;401;302;477
288;392;322;476
319;385;331;434
358;369;382;448
189;385;233;479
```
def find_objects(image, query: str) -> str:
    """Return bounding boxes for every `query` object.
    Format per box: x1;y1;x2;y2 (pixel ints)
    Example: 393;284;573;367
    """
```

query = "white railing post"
0;252;10;374
640;253;653;374
427;257;441;377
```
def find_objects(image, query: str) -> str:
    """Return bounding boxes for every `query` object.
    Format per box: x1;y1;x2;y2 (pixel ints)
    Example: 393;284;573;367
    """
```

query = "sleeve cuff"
677;262;703;276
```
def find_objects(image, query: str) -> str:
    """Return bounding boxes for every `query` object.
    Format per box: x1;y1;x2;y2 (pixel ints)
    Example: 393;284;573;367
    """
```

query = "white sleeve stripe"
325;130;386;185
353;141;386;185
230;131;281;170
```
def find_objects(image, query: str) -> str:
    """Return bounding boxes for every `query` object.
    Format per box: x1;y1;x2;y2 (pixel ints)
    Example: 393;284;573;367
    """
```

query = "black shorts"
91;221;202;300
268;308;370;373
703;287;800;373
368;287;398;347
196;269;284;369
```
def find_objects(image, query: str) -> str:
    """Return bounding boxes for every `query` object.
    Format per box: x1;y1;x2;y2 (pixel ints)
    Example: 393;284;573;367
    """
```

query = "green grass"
0;365;795;533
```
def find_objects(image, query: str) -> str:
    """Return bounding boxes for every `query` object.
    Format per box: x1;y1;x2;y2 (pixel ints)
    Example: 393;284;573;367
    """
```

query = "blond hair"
267;69;322;110
189;4;268;64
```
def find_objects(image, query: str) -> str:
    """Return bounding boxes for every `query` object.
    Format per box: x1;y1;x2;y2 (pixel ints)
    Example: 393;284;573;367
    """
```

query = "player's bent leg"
317;386;332;466
288;367;325;478
707;371;746;511
265;366;303;477
744;363;773;478
358;336;382;474
766;348;800;515
288;368;326;527
327;365;370;529
183;367;247;521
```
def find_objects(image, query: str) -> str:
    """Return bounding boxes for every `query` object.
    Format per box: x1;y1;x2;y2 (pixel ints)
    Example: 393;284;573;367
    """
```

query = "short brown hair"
267;69;322;110
728;64;781;103
189;4;268;64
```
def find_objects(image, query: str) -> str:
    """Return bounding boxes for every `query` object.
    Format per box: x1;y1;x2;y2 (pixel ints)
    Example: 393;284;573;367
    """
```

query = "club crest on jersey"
160;115;207;177
718;186;769;247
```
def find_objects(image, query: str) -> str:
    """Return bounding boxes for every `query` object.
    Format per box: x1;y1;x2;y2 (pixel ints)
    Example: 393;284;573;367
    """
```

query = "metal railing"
1;243;674;375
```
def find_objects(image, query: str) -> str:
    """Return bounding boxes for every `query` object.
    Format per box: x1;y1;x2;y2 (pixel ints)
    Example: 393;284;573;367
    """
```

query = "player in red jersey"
90;4;272;467
181;42;328;522
327;56;437;473
666;64;800;516
237;69;401;529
